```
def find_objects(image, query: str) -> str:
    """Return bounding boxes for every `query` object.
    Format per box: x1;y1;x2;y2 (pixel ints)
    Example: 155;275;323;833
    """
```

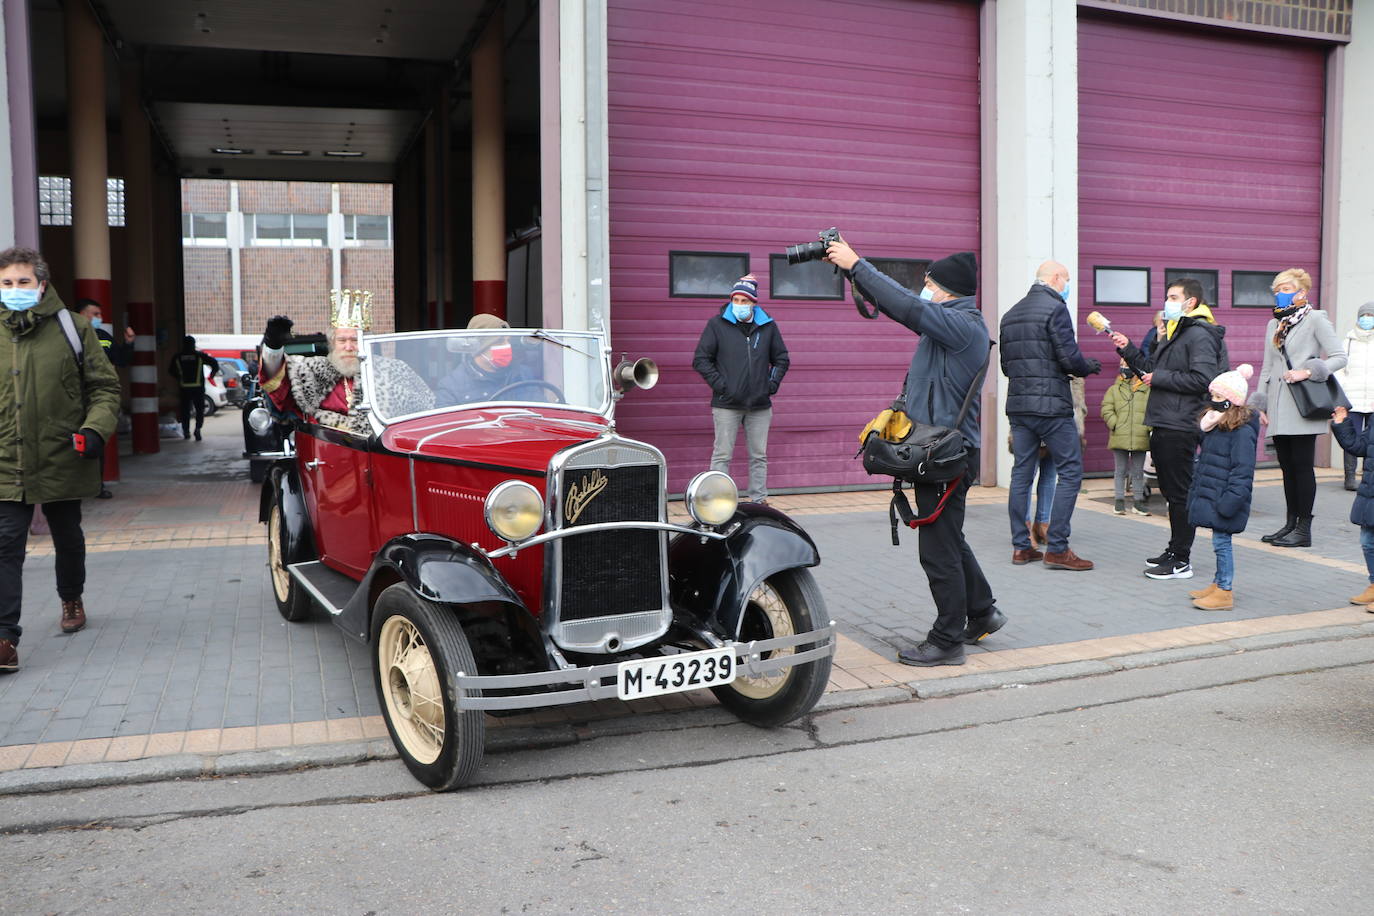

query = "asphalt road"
4;637;1373;915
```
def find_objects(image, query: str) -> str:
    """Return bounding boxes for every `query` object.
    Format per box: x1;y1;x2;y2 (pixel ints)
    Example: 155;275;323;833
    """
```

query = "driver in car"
258;291;433;434
434;314;535;407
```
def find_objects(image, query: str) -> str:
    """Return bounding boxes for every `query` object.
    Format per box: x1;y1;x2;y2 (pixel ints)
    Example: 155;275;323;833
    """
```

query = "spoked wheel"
710;568;832;727
371;584;486;791
266;494;311;622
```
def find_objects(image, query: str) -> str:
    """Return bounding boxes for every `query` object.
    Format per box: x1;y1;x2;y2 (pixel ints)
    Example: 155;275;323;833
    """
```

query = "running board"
288;561;358;617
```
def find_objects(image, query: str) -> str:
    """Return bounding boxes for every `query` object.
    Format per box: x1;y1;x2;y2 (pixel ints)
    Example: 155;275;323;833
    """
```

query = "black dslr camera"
784;227;841;265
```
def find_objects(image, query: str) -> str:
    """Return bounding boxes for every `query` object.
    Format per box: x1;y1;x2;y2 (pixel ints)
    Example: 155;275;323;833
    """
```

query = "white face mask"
919;285;936;302
731;303;754;322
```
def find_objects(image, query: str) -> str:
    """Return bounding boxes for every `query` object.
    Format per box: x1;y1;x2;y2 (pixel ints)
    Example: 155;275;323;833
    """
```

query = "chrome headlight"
247;407;274;435
484;481;544;543
686;471;738;527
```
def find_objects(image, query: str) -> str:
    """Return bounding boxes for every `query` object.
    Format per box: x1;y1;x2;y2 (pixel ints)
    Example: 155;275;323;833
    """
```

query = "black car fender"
338;533;540;650
260;463;315;562
668;503;819;640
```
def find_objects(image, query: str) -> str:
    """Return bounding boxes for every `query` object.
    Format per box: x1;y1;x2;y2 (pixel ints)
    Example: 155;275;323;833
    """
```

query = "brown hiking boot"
1189;582;1218;600
1350;584;1374;605
0;638;16;672
61;599;86;634
1031;522;1049;549
1193;588;1233;610
1012;547;1044;565
1043;549;1094;571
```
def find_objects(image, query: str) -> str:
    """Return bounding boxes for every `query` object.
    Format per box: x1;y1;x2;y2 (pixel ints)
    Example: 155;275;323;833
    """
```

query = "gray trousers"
1112;449;1146;500
711;406;771;502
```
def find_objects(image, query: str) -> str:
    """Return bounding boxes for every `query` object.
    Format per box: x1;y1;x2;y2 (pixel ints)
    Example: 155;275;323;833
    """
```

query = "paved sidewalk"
2;412;1372;783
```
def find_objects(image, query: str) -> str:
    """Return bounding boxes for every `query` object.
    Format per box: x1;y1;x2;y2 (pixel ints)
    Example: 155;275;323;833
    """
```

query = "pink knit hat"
1209;363;1253;405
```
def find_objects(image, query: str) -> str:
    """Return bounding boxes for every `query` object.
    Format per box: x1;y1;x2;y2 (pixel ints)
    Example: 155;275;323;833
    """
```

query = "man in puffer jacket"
1334;301;1374;490
692;274;789;504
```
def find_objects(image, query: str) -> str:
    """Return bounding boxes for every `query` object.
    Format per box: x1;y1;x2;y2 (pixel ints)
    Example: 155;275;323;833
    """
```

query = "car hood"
380;408;610;472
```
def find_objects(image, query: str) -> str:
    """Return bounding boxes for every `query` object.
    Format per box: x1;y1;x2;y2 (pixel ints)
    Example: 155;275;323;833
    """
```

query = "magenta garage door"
606;0;982;493
1078;15;1327;472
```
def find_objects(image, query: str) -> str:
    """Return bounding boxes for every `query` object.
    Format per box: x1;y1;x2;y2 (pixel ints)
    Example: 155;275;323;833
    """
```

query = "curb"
3;623;1372;796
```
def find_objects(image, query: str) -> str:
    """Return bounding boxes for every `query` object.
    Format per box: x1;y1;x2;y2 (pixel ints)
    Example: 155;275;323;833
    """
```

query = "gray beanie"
1359;301;1374;319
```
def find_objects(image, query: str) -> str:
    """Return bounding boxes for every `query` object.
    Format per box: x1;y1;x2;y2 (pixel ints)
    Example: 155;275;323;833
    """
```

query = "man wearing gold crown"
258;290;432;435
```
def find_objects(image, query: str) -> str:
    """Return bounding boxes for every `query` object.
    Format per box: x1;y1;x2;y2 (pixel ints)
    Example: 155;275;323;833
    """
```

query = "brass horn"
614;357;659;391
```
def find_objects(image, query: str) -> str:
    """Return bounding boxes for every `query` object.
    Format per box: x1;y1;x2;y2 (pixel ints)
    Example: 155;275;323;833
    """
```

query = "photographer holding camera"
824;237;1002;666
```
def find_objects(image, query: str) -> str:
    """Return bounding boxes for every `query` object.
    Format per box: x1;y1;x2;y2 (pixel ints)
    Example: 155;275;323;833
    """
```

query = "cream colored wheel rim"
731;581;796;700
378;615;445;765
268;504;291;603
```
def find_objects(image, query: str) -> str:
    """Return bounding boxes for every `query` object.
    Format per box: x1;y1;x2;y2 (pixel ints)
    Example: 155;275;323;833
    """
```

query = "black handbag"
1281;348;1350;420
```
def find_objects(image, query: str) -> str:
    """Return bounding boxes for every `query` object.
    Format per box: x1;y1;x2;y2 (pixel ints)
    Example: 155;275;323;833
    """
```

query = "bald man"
999;260;1102;571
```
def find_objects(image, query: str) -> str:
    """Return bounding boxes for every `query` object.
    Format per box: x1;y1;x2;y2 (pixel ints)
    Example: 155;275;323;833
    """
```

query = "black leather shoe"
1272;516;1312;548
1262;516;1296;544
964;607;1007;645
898;640;966;667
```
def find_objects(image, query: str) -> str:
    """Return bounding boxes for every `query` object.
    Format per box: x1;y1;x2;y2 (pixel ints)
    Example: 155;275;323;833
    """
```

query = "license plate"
617;647;736;700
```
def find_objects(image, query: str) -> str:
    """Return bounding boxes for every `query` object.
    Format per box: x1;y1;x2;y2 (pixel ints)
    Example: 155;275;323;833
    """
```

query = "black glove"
263;315;294;350
74;428;104;459
1086;358;1102;375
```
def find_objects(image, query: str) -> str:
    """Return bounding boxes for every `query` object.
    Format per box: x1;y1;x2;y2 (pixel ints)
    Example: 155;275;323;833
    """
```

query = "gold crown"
330;289;373;330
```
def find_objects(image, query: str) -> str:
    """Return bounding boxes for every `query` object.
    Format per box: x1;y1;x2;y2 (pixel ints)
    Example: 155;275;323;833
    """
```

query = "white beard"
329;350;359;378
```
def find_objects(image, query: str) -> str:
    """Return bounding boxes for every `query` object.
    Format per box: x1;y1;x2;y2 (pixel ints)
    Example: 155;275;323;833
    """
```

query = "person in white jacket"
1335;301;1374;490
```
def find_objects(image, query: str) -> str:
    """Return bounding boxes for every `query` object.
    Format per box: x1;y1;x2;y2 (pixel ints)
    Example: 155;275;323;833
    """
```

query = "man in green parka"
0;247;120;673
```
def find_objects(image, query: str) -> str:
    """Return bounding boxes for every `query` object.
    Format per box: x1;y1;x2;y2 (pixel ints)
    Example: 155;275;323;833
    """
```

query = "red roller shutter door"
1078;16;1326;471
606;0;982;493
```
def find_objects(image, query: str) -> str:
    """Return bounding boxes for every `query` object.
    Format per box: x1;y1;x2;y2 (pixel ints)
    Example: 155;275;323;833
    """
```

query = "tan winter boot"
1189;582;1219;600
1193;588;1233;611
1349;584;1374;605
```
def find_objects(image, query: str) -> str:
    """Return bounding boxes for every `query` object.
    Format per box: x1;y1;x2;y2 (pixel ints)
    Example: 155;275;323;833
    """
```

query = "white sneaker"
1144;559;1193;580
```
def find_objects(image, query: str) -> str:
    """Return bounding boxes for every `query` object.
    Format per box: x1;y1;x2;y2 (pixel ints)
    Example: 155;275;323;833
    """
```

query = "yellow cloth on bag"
859;408;913;446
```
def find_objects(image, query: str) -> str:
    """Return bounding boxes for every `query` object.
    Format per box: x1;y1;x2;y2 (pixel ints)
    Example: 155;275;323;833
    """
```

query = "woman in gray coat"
1249;268;1347;547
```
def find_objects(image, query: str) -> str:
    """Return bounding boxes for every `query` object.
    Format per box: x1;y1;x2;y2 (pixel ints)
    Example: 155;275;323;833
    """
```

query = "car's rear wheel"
202;394;218;417
267;493;311;622
372;584;486;791
710;568;831;727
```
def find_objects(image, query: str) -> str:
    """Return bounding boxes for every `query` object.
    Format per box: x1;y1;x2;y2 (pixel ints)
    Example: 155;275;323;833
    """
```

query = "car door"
303;427;375;579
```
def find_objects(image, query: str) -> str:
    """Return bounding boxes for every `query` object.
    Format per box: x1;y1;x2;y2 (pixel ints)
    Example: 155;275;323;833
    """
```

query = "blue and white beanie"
730;274;758;303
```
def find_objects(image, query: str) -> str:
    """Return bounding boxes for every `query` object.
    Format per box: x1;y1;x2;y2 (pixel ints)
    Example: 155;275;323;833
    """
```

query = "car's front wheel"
711;568;831;727
371;584;486;791
266;489;311;622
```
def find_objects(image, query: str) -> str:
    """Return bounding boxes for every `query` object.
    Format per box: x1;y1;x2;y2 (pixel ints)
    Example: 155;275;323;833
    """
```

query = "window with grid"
245;213;328;247
38;177;125;227
343;214;391;247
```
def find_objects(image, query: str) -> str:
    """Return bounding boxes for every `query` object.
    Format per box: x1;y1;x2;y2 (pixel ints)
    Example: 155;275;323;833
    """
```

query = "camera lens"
784;240;827;265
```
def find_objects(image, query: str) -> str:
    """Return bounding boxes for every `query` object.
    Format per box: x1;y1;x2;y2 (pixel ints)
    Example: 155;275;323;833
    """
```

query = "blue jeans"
1024;452;1055;524
1009;415;1083;553
1212;531;1233;591
1360;527;1374;583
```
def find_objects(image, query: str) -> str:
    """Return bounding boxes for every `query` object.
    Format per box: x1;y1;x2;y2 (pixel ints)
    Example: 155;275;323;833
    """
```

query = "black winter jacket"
1118;317;1225;433
999;283;1101;417
1332;418;1374;527
692;306;789;410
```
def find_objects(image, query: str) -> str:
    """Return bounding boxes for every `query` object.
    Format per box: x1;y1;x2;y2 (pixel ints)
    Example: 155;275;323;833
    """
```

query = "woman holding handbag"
1249;268;1347;547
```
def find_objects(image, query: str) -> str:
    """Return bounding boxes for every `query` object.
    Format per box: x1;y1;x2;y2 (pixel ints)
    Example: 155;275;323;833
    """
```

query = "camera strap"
847;271;880;319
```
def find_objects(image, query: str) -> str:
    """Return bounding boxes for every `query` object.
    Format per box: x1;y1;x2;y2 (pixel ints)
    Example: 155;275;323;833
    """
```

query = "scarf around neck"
1273;303;1312;351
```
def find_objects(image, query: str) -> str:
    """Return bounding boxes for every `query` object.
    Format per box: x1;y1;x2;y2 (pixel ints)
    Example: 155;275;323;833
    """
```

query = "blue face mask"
1163;301;1184;321
1274;291;1298;311
90;317;104;331
1059;280;1071;303
1360;316;1374;332
919;286;936;302
1;287;41;311
731;303;754;322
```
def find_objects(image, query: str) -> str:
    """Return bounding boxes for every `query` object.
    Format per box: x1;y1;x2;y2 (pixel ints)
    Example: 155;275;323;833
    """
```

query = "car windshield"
361;329;609;423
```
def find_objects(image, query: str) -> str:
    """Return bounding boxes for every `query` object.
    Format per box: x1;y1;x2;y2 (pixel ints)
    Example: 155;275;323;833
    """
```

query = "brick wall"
1086;0;1351;37
240;249;332;333
339;183;392;215
183;248;233;333
341;249;396;332
182;178;228;213
238;181;331;214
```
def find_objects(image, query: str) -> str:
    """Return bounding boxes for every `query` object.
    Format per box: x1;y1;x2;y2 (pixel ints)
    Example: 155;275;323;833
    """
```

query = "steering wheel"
490;379;566;404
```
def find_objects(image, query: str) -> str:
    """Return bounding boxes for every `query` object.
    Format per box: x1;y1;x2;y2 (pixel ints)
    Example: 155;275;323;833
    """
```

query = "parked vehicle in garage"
256;327;834;790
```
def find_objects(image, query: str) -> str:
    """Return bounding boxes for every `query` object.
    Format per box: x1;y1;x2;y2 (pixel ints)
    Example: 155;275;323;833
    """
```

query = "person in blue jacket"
1185;364;1258;610
825;239;1001;667
1330;403;1374;610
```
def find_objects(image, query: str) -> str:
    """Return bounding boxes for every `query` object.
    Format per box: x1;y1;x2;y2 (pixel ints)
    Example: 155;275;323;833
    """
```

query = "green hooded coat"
0;286;121;504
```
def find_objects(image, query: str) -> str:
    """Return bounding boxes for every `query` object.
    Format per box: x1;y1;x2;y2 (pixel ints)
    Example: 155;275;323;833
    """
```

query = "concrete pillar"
423;116;443;327
984;0;1080;487
3;0;41;248
539;0;563;329
65;0;113;308
472;9;507;318
120;60;158;455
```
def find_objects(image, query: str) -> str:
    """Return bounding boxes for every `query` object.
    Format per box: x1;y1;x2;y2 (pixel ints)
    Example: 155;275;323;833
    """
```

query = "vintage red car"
257;327;834;790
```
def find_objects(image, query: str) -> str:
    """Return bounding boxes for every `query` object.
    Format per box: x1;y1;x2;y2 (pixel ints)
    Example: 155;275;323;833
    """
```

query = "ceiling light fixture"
267;149;310;156
211;147;250;155
322;150;365;158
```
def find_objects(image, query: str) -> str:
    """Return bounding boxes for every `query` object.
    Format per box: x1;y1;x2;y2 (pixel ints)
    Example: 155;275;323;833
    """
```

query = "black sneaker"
898;640;966;667
963;607;1007;645
1144;557;1193;580
1146;549;1174;566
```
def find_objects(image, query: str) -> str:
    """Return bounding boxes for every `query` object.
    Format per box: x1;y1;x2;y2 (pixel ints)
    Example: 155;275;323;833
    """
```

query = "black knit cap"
927;251;978;297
